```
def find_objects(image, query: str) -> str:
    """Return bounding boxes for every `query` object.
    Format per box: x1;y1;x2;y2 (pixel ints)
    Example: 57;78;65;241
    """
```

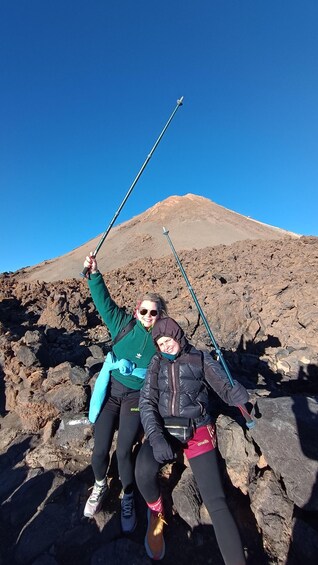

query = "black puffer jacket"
139;318;249;441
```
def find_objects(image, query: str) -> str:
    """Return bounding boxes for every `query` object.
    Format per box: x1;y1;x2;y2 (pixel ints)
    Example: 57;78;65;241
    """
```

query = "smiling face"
156;335;181;355
136;300;159;329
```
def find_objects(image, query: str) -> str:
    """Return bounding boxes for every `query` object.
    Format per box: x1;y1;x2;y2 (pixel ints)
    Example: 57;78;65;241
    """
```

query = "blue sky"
1;1;317;273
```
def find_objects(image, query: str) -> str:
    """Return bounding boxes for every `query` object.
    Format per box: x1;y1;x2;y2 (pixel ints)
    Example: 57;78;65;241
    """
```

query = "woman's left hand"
151;436;175;463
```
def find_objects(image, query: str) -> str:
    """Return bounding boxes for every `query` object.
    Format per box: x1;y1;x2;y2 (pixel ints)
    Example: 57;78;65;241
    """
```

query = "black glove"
151;435;175;464
228;381;249;406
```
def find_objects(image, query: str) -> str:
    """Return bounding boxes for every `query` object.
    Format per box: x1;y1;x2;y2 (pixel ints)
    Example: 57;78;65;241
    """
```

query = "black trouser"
92;388;141;491
135;440;246;565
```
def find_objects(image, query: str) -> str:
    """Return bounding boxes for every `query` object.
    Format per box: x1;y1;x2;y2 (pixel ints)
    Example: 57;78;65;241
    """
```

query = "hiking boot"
84;482;109;518
121;492;137;533
145;508;167;560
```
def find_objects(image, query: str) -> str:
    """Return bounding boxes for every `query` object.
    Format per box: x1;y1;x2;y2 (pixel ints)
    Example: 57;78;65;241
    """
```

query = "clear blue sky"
1;1;317;273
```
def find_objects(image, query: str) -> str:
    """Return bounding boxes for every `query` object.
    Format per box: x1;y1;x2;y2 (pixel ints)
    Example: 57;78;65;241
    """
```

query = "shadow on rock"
217;453;270;565
0;366;6;417
287;371;318;565
235;335;284;394
6;467;99;565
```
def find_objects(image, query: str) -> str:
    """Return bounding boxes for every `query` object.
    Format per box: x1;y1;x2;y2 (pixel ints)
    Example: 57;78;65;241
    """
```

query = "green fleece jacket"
88;272;157;390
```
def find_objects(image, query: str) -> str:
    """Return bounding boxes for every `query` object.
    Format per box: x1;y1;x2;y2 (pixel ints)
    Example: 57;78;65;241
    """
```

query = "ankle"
95;478;107;487
123;485;134;495
147;495;164;515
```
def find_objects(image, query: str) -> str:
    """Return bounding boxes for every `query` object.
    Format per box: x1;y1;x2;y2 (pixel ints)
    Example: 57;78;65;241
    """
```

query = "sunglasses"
139;308;158;317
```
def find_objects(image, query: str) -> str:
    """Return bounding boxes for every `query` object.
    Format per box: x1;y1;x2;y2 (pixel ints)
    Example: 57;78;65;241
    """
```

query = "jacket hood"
152;317;189;351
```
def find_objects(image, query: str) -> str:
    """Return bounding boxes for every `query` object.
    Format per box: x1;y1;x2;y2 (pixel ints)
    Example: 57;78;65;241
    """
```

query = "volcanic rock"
0;195;317;565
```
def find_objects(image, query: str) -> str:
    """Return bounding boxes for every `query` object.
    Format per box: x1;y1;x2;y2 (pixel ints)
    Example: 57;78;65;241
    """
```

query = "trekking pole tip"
246;420;256;429
177;96;184;105
238;405;255;429
162;227;169;235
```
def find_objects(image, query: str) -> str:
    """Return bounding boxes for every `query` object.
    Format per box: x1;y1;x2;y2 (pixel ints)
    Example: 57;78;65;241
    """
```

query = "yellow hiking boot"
145;509;167;560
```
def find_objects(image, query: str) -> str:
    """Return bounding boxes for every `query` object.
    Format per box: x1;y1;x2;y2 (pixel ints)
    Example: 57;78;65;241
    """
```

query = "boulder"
250;396;318;511
250;469;293;560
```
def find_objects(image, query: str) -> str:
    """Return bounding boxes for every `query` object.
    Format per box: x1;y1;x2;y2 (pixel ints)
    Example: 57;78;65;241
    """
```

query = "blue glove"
151;435;175;464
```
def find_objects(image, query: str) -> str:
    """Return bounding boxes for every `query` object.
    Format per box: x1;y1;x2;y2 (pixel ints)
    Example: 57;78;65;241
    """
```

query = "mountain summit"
16;194;299;282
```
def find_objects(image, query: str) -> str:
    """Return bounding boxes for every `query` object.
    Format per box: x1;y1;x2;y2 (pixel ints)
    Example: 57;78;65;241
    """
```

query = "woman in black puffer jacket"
135;317;248;565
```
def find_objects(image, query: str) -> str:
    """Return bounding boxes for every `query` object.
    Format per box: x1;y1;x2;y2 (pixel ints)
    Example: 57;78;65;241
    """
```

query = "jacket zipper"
135;331;148;359
171;363;177;416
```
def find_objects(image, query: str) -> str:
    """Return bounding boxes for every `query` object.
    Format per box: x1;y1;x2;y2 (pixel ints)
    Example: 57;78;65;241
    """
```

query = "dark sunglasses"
139;308;158;317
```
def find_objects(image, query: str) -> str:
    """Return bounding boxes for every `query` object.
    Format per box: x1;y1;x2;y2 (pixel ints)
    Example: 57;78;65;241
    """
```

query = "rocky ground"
0;235;318;565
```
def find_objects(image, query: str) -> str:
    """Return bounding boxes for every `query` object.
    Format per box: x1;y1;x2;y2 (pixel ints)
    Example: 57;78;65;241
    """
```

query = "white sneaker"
84;482;109;518
121;492;137;533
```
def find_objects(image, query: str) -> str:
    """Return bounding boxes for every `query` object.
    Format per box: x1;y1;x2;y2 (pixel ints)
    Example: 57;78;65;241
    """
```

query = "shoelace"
122;496;134;518
152;512;168;534
89;483;106;503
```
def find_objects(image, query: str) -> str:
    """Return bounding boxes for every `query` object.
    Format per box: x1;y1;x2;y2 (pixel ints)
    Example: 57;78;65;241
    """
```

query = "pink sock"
147;496;164;515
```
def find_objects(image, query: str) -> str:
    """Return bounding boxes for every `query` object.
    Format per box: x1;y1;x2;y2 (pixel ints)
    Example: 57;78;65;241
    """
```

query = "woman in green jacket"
83;253;167;534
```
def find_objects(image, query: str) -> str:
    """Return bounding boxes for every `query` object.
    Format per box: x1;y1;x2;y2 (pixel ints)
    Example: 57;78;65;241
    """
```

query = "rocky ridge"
0;233;318;564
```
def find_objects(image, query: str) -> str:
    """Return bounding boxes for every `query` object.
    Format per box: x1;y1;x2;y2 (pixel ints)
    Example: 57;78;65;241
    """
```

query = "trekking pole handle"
81;266;90;278
81;254;96;279
80;97;184;278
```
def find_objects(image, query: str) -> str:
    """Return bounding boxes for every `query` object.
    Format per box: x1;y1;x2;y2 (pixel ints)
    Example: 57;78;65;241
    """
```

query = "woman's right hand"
83;252;98;275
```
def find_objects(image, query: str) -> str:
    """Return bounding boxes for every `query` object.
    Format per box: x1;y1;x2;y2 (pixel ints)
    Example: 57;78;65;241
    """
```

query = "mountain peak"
13;193;299;282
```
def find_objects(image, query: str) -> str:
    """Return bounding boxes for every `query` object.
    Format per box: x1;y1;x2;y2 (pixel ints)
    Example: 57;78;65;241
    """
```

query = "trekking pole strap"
80;97;184;277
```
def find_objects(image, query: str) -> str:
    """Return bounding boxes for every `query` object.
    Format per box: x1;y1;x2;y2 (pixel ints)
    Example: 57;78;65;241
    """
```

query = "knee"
135;459;156;490
116;443;132;465
92;442;109;462
204;494;228;515
135;445;157;482
135;448;145;482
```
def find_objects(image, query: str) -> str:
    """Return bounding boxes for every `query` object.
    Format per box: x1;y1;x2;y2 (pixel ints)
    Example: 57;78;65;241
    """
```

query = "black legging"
135;439;246;565
92;390;141;490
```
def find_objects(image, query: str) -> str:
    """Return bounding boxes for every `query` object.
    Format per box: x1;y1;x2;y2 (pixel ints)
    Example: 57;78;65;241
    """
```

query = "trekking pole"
80;96;184;277
162;227;255;429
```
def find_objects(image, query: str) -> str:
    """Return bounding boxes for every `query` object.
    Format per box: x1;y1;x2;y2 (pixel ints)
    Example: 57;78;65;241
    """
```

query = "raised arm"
83;253;131;338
